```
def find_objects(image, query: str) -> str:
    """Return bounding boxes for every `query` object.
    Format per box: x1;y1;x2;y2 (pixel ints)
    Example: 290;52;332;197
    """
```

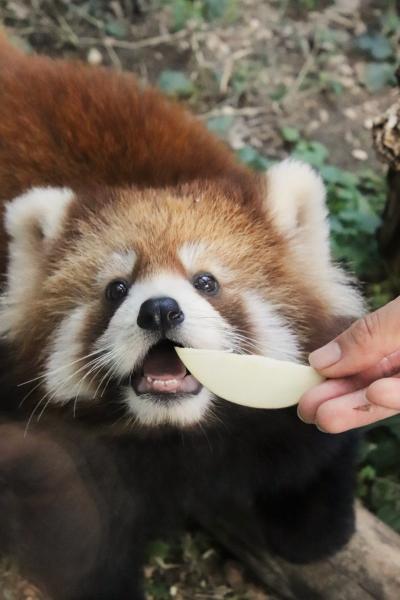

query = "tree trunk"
199;503;400;600
378;168;400;271
372;99;400;270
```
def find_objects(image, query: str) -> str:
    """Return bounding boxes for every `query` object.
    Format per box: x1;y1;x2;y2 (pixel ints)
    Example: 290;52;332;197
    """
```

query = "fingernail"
297;406;312;424
309;341;341;370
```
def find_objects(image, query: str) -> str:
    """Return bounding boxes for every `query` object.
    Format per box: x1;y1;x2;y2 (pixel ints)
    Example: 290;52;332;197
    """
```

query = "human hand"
298;296;400;433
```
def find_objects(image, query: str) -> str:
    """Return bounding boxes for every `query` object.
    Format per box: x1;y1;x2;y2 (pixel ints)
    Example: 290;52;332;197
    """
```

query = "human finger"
308;297;400;378
298;356;400;424
315;388;400;433
366;377;400;410
298;378;360;424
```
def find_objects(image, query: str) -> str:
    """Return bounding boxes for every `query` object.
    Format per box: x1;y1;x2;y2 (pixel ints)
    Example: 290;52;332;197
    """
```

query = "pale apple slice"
175;348;324;409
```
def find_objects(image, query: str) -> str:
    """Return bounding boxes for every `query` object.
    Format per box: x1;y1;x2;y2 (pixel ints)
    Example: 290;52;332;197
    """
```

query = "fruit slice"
175;348;324;409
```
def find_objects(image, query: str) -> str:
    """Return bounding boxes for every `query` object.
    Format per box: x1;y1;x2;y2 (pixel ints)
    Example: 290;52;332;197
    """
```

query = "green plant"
235;145;274;171
283;0;321;10
158;70;195;98
159;0;203;31
158;0;238;31
358;417;400;533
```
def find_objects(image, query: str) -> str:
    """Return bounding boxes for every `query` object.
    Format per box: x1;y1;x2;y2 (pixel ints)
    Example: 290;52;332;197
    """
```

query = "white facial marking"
97;250;137;285
95;271;237;426
243;292;301;362
0;187;75;337
95;271;236;377
178;241;233;282
178;242;208;271
123;387;211;427
45;306;93;404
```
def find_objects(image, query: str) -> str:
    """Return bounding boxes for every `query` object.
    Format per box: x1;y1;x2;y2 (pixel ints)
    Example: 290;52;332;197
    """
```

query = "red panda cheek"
212;294;255;354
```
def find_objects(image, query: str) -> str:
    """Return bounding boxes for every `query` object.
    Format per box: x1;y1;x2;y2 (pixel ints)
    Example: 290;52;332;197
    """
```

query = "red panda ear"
5;186;74;243
1;187;75;337
264;159;330;262
263;159;364;318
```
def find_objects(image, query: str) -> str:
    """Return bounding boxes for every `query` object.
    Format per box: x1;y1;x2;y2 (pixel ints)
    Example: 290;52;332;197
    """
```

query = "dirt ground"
0;0;398;599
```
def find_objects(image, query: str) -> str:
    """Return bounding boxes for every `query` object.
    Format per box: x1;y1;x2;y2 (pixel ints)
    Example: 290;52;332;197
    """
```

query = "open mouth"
130;340;203;396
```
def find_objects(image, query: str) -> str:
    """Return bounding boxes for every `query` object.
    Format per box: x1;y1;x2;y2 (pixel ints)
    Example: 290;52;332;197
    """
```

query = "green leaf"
332;186;357;202
328;79;344;96
236;146;273;171
145;580;171;600
360;62;396;92
269;83;287;101
316;26;350;48
337;170;360;188
359;168;387;192
368;440;400;472
158;70;194;97
329;216;346;235
147;540;172;561
372;477;400;532
356;34;393;61
321;165;350;185
281;126;300;143
377;504;400;532
381;9;400;35
206;115;234;138
104;19;129;39
203;0;238;21
386;415;400;440
292;141;329;168
319;72;344;96
167;0;203;31
357;196;381;233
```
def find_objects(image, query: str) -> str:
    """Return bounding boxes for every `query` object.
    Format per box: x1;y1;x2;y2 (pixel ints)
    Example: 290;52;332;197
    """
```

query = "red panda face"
0;163;364;429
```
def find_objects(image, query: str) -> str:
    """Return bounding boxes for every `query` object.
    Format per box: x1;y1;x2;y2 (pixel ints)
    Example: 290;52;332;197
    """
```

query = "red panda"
0;33;363;600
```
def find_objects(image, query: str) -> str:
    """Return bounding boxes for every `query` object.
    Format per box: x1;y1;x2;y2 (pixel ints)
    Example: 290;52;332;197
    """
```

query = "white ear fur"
265;159;364;317
5;186;74;241
0;187;75;337
266;159;329;259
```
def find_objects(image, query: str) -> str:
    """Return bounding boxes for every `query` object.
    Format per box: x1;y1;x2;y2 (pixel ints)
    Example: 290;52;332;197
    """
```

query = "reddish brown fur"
0;34;263;279
0;33;253;199
0;34;355;410
0;38;361;597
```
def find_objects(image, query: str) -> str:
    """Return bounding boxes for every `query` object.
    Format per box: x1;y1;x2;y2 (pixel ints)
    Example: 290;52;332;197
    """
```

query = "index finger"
309;297;400;378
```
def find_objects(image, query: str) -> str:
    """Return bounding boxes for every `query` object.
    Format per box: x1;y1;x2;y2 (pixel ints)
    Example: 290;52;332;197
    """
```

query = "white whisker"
17;347;108;387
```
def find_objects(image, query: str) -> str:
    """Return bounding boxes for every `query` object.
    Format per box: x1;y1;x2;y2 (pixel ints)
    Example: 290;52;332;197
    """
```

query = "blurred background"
0;1;399;598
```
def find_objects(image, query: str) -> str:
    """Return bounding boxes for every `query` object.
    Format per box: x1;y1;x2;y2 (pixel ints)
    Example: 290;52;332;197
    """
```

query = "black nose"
137;297;184;333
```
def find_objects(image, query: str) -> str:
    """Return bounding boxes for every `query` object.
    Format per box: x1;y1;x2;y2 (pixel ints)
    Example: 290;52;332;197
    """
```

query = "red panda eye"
193;273;219;295
105;279;129;302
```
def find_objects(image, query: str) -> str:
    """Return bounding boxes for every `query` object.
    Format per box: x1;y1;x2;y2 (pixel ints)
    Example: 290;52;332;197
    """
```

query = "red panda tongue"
142;342;187;381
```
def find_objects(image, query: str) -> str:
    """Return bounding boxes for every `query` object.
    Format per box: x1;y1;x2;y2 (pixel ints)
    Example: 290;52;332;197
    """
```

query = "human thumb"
308;296;400;378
